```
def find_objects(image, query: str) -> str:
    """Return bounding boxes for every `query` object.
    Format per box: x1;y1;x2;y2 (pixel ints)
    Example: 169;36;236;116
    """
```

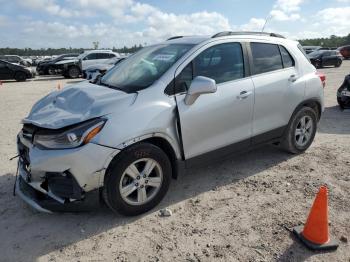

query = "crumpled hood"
23;81;137;129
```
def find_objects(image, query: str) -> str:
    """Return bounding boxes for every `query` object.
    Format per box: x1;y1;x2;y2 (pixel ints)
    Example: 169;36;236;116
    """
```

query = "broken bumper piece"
16;167;100;213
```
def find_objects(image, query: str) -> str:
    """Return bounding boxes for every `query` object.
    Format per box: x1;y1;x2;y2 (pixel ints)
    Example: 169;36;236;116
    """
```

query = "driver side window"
175;42;244;92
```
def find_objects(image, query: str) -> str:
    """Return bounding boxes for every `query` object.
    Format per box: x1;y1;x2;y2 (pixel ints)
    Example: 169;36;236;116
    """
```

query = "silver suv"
16;32;325;215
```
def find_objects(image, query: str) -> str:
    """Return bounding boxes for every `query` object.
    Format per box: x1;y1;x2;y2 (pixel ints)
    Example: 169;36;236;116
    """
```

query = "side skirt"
183;126;287;169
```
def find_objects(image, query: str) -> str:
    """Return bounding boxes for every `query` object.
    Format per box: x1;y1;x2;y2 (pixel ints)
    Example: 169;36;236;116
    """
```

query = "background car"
338;45;350;59
303;46;322;54
36;53;79;75
54;50;120;78
0;55;31;67
83;57;125;80
0;59;35;81
307;50;343;68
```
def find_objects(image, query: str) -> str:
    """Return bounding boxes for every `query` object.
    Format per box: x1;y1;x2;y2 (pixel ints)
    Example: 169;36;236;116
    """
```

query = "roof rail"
211;31;285;39
167;36;184;41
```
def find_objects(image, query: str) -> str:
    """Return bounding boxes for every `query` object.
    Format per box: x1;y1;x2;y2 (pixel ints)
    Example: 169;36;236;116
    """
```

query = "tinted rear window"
251;43;283;75
279;45;295;68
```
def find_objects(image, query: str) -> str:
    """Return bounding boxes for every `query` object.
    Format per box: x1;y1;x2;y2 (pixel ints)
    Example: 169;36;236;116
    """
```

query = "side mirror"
184;76;217;105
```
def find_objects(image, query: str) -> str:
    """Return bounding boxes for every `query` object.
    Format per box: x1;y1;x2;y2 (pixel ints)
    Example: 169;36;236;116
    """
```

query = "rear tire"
103;143;171;216
67;66;80;78
14;72;27;82
281;107;317;154
335;60;342;68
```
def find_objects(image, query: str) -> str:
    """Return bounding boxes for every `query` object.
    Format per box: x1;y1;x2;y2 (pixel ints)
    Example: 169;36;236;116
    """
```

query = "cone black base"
293;226;339;251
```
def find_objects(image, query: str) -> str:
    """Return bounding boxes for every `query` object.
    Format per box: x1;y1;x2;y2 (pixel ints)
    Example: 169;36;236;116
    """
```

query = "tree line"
0;34;349;56
0;44;143;56
298;34;350;48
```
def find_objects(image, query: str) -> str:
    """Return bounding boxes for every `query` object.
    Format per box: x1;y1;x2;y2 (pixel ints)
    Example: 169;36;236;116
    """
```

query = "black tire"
281;107;317;154
48;66;56;75
14;71;27;82
335;60;342;68
315;61;322;69
103;143;171;216
337;95;350;109
67;66;80;78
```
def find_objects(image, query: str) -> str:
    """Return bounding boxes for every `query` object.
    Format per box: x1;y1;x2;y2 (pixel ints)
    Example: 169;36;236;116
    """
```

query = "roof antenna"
261;14;272;32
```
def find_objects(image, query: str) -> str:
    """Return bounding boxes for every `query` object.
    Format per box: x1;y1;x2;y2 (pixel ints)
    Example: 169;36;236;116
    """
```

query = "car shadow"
1;145;298;261
318;105;350;135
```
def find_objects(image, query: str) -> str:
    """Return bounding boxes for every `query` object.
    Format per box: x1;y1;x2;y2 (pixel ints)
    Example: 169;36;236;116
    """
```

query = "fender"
116;132;182;160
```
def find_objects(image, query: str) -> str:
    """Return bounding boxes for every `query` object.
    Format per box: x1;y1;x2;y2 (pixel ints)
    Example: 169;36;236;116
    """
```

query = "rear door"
96;53;115;65
176;42;255;161
249;42;304;144
321;51;334;66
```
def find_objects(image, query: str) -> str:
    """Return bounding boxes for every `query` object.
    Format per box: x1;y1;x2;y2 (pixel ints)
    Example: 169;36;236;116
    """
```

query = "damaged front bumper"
15;131;119;212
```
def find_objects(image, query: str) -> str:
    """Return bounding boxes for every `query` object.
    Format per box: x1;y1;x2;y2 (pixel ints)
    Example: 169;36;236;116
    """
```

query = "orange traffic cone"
293;186;338;251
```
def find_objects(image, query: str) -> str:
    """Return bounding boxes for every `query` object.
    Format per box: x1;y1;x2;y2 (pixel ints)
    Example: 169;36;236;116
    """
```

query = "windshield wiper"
99;81;125;92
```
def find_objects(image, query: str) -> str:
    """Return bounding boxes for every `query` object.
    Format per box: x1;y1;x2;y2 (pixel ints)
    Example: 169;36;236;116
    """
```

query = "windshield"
77;53;86;60
100;44;194;92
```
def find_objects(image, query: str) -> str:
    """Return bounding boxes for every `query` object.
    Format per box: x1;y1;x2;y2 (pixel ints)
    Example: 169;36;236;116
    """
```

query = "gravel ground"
0;62;349;262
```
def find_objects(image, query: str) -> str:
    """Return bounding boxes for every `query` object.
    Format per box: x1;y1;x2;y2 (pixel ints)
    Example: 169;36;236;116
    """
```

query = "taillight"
316;71;326;88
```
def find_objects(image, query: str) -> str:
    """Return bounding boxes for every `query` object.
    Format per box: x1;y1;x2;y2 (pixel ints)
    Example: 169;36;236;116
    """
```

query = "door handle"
237;90;252;100
289;74;298;82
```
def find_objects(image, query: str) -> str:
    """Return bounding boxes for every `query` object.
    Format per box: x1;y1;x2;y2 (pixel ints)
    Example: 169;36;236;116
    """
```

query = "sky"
0;0;349;49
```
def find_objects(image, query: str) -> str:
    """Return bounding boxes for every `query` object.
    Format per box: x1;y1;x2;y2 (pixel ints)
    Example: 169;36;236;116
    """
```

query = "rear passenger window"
193;43;244;84
279;46;295;68
251;43;283;74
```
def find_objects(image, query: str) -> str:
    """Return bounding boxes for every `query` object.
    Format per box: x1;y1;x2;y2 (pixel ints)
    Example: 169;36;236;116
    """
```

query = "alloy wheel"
119;158;163;206
295;115;314;147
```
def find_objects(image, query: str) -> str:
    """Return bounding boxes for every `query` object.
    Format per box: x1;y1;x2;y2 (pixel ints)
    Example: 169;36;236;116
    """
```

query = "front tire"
281;107;317;154
67;66;80;78
103;143;171;216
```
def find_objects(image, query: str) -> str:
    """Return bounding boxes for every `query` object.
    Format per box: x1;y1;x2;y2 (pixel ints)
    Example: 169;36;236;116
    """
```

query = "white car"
16;32;325;215
54;50;120;78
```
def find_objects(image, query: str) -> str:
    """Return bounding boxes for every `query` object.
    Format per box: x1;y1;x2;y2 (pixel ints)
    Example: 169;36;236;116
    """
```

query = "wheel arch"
292;98;322;122
113;134;183;179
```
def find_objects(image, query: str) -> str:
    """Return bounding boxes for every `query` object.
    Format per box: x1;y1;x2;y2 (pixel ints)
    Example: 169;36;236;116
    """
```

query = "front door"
176;42;254;161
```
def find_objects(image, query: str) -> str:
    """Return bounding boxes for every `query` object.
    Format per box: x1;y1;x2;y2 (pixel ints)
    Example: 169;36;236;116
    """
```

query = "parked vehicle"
0;60;35;81
36;54;79;75
337;74;350;109
0;55;31;67
16;32;325;216
308;50;343;68
54;50;119;78
303;46;322;54
338;45;350;59
83;57;125;80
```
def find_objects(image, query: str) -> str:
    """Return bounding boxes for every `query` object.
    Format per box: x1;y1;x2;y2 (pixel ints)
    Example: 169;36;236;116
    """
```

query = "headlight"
33;118;106;149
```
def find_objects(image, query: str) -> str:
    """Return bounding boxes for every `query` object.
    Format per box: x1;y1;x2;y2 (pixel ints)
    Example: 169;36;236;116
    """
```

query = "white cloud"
270;0;304;21
273;0;304;13
17;0;78;17
270;10;301;21
0;15;9;27
239;18;266;31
